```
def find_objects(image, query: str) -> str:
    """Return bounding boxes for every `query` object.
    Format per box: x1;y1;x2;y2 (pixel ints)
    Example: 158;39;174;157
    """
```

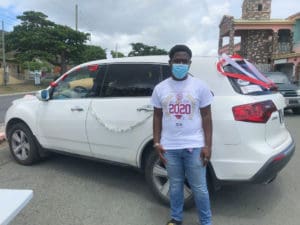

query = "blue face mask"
172;64;189;80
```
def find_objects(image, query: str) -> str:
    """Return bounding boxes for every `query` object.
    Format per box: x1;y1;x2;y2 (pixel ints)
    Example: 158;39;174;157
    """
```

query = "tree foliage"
111;50;125;58
22;60;51;72
75;45;106;64
128;42;168;56
6;11;90;74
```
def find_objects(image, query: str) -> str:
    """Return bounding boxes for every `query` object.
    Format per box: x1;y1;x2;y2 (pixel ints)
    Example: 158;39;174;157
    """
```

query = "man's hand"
200;146;211;167
155;144;167;165
200;105;212;167
153;107;164;163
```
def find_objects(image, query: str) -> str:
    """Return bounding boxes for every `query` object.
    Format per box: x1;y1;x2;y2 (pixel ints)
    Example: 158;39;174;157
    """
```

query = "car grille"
280;90;297;97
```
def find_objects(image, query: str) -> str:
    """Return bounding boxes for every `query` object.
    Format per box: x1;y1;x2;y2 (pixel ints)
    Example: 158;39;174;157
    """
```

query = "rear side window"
102;63;160;97
219;54;275;95
223;62;271;95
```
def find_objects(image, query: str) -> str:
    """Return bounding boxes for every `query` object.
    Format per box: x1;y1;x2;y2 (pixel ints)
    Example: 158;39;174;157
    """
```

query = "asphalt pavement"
0;92;34;143
0;93;33;124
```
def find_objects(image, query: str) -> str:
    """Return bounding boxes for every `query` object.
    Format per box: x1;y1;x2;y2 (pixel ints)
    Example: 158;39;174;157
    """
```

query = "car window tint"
52;65;102;99
223;62;271;95
102;63;160;97
162;65;172;80
87;65;107;97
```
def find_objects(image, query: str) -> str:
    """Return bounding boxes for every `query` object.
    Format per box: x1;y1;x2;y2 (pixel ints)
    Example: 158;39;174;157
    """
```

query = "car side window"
162;65;172;80
51;65;104;99
102;63;160;97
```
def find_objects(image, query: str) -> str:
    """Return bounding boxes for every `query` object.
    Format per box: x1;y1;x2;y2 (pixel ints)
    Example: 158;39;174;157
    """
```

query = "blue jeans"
164;148;212;225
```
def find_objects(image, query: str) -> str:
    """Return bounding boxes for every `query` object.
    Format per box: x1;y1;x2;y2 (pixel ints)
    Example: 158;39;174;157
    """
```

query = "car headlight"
297;89;300;96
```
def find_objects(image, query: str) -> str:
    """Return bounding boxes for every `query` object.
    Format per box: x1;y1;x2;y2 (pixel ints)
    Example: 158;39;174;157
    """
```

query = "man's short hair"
169;44;192;59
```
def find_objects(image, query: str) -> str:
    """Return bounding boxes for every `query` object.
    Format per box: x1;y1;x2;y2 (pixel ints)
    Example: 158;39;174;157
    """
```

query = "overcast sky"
0;0;299;56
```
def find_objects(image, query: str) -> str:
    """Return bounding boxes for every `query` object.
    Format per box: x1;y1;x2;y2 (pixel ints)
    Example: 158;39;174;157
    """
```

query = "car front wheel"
145;150;194;208
7;122;40;165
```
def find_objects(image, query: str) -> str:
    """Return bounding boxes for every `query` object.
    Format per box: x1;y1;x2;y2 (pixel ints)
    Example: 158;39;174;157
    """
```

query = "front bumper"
250;139;295;184
284;96;300;109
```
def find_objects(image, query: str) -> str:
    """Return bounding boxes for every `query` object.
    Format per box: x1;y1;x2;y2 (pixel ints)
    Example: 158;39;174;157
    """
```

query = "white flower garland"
90;106;153;132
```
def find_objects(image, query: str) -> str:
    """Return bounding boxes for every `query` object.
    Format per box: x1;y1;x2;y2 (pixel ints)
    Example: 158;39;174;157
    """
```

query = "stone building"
218;0;300;82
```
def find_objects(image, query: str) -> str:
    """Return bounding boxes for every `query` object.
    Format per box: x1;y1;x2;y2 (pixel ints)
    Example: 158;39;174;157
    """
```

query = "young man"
151;45;213;225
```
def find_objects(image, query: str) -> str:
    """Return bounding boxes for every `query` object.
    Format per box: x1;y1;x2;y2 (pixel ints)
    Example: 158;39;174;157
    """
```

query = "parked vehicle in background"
4;55;295;208
264;71;300;114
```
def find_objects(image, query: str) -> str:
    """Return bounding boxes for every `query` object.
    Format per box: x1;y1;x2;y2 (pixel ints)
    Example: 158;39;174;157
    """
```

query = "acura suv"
4;55;295;207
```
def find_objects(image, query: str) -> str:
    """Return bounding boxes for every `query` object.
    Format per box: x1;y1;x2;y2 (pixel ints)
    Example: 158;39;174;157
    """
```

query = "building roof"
287;12;300;21
234;19;295;25
273;52;300;60
219;15;234;27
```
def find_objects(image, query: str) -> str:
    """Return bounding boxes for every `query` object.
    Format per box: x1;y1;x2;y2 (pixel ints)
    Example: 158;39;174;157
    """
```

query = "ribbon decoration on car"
217;53;275;90
89;104;153;133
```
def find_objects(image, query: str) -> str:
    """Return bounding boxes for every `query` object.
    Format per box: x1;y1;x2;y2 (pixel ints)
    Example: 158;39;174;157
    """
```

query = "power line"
0;15;19;30
0;16;17;24
0;12;18;22
0;13;17;20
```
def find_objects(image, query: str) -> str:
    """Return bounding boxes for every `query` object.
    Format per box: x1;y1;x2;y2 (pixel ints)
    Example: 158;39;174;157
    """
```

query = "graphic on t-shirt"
150;76;213;149
162;92;196;120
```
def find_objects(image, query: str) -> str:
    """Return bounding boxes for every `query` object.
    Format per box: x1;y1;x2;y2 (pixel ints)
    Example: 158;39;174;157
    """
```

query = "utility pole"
2;20;7;86
115;43;118;58
75;4;78;31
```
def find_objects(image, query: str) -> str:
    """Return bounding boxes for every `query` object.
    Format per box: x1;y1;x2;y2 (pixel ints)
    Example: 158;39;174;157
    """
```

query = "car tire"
292;108;300;115
7;122;41;165
145;149;194;209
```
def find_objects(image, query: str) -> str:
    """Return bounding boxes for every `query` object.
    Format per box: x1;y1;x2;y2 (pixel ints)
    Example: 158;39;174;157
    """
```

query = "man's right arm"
153;107;166;164
153;107;162;145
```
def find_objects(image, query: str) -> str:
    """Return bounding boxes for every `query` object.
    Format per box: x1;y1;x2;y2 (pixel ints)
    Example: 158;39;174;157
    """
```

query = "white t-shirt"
151;75;213;150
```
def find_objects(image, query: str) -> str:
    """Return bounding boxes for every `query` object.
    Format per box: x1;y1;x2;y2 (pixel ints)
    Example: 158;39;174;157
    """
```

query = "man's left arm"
200;105;212;166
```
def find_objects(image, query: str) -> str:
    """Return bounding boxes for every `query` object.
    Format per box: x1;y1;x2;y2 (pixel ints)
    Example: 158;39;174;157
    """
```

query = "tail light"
273;153;285;162
232;100;277;123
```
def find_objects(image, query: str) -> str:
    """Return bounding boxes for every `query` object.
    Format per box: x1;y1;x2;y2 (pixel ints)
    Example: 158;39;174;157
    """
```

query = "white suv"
4;55;295;207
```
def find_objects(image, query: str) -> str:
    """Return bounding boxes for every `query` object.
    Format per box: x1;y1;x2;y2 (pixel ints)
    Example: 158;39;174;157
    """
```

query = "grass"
0;80;51;95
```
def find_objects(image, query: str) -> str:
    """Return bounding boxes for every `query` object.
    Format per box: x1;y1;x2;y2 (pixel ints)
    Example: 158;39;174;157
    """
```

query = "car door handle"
71;106;84;112
137;105;153;112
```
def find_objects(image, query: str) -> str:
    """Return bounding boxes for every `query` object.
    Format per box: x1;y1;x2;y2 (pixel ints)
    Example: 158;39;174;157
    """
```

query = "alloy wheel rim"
152;158;192;200
11;130;30;161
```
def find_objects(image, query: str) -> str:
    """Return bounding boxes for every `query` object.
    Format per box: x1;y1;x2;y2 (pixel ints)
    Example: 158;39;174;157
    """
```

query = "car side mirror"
36;89;50;101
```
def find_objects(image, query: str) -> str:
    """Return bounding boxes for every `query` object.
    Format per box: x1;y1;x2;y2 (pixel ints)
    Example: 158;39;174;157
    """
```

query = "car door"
86;63;162;166
36;65;102;156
